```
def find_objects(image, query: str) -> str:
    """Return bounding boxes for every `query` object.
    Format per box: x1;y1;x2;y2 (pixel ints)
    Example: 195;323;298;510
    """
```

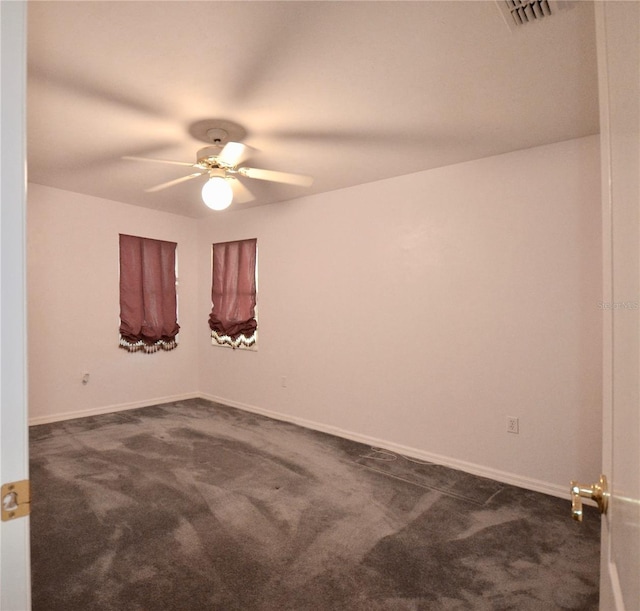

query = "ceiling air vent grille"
496;0;561;30
507;0;551;24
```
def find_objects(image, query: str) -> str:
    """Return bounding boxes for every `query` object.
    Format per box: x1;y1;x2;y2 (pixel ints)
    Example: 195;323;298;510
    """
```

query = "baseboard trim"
28;391;570;501
201;393;570;501
28;392;201;426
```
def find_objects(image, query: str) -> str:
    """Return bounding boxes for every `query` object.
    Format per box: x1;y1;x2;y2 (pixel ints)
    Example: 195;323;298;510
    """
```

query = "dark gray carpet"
30;399;600;610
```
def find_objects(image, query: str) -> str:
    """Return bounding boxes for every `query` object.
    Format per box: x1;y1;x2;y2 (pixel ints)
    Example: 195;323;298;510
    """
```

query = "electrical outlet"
507;416;519;434
281;376;287;388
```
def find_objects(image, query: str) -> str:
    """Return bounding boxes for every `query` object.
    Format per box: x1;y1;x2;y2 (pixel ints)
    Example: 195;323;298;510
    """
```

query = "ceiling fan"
123;122;313;211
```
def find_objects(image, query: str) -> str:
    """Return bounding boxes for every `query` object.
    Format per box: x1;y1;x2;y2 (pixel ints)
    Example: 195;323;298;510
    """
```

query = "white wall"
27;184;199;423
27;137;602;497
197;136;602;497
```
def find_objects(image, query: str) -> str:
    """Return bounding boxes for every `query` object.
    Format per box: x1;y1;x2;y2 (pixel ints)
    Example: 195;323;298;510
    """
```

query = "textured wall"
26;136;602;496
196;136;603;496
27;184;200;422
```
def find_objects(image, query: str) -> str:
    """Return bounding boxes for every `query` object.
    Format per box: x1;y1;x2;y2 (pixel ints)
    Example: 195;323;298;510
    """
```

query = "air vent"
495;0;574;30
504;0;551;25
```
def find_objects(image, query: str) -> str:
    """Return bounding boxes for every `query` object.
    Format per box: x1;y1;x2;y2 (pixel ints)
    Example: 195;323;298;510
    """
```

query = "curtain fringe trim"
211;330;256;350
119;336;178;353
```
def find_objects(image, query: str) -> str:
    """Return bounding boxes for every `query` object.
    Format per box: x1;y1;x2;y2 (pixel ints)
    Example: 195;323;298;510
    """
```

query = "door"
596;1;640;609
0;2;31;610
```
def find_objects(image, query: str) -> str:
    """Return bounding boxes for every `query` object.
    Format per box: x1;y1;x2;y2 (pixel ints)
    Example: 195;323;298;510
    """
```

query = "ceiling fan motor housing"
196;146;225;168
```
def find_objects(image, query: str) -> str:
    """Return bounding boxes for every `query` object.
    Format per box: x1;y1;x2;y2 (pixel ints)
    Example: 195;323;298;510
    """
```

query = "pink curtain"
119;234;179;352
209;239;257;347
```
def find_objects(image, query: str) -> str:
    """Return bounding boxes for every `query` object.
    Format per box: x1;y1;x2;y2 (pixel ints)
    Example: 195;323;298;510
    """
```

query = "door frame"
0;2;31;609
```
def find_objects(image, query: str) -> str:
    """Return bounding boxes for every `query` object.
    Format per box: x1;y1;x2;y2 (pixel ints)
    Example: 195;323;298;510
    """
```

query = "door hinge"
1;480;30;521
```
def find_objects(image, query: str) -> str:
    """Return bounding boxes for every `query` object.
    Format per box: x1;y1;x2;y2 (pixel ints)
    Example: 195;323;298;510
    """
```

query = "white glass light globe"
201;177;233;211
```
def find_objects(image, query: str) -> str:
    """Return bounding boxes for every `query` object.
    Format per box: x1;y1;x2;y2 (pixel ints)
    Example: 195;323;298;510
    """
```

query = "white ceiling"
27;1;599;218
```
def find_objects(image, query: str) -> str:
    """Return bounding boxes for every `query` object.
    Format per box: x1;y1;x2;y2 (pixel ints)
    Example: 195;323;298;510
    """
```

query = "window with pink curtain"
119;234;180;353
209;238;257;349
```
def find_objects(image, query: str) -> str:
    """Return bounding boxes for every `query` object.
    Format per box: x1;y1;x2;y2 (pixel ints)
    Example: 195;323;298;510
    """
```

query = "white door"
0;1;31;610
596;1;640;609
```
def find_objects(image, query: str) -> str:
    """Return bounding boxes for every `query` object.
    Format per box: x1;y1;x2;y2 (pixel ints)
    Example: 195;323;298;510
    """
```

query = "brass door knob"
570;474;608;522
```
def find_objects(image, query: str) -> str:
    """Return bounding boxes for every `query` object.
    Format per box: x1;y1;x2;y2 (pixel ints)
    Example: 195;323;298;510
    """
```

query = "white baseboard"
201;393;570;501
28;391;570;501
28;392;201;426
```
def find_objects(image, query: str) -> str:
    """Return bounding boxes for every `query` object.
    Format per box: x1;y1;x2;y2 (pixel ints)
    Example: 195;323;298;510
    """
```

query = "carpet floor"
30;398;600;610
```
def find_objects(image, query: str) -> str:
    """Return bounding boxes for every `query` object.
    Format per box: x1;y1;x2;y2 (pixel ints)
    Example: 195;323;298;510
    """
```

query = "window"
119;234;179;353
209;238;257;349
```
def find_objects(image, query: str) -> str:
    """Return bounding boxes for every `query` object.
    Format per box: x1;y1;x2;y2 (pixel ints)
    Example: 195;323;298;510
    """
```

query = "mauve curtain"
119;234;180;352
209;238;257;347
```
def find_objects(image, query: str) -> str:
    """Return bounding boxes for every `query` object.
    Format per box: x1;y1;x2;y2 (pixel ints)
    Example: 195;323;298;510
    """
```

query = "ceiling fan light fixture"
202;176;233;211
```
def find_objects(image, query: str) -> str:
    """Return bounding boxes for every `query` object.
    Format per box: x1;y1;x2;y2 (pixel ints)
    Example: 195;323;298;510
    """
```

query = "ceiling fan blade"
145;172;205;193
230;178;255;204
123;155;195;168
217;142;253;168
239;167;314;187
